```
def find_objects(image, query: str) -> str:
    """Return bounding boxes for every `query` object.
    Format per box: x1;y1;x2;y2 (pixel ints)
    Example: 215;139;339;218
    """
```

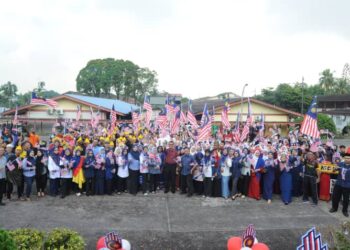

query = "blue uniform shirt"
181;154;195;175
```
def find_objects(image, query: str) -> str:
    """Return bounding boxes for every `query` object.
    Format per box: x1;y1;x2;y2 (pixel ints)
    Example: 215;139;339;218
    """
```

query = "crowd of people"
0;122;349;218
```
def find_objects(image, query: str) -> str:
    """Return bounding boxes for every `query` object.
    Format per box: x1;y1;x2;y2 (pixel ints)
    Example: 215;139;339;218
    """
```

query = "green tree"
317;113;336;133
319;69;336;92
76;58;158;104
0;81;18;108
333;78;350;94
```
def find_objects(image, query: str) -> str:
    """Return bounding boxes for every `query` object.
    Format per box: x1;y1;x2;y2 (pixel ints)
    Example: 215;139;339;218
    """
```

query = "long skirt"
263;170;275;200
319;173;330;201
280;171;292;204
248;175;260;200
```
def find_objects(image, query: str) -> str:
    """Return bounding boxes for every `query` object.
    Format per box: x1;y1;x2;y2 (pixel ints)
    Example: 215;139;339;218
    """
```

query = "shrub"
9;228;44;250
0;229;16;250
44;228;85;250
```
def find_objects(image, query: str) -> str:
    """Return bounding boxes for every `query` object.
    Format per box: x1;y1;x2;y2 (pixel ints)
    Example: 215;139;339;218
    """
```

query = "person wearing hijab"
60;148;73;199
248;148;265;200
202;149;215;198
48;147;61;197
72;147;85;196
140;146;150;195
220;148;231;200
231;149;242;200
211;142;222;197
148;146;162;194
279;153;292;205
193;145;204;196
117;148;129;194
84;149;96;196
105;149;116;195
22;149;36;201
35;149;48;197
7;146;24;200
128;144;140;195
262;151;277;204
239;148;250;198
95;147;106;195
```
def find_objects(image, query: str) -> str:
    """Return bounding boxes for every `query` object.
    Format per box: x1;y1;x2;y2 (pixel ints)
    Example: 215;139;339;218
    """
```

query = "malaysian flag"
200;104;208;126
31;92;58;108
76;105;81;122
110;104;117;127
300;96;320;139
170;110;181;135
259;113;265;137
13;105;18;125
242;224;256;248
132;109;141;129
197;104;212;142
297;227;328;250
180;104;187;124
104;231;122;249
187;100;198;129
155;107;168;129
165;95;175;114
233;112;241;143
90;107;101;128
221;100;230;129
240;97;253;142
143;96;152;127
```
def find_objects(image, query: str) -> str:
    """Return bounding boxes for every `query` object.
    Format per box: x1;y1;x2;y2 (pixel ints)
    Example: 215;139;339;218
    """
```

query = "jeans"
24;176;35;198
231;173;240;196
221;176;230;198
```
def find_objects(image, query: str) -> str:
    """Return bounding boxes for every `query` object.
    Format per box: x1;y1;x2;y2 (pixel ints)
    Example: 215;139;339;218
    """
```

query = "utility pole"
301;77;304;114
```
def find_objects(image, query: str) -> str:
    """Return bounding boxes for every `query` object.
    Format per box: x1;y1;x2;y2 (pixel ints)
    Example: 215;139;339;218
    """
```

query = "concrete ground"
0;192;347;250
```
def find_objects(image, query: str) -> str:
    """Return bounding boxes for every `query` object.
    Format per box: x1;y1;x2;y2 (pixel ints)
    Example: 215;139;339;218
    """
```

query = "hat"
6;144;14;148
15;146;22;152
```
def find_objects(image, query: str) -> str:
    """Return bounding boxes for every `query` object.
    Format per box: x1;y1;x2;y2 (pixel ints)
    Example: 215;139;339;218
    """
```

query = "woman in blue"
263;151;276;204
128;144;140;195
84;149;95;196
202;149;215;198
149;146;162;194
95;148;106;195
220;148;230;199
231;150;242;200
279;153;292;205
22;149;36;201
105;149;116;195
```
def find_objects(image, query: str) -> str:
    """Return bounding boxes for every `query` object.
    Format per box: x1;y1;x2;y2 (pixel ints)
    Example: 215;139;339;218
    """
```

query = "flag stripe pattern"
300;96;320;139
240;98;253;142
221;100;230;128
31;92;58;108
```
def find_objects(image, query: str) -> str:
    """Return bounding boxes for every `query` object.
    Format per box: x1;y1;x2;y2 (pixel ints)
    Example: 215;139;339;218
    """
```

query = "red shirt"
165;148;178;164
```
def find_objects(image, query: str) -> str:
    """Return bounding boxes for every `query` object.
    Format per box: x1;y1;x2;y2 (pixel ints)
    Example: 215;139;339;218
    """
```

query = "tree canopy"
76;58;159;104
0;81;60;108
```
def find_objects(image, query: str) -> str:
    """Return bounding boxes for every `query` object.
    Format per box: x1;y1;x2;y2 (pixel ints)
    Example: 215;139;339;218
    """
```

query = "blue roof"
66;94;139;115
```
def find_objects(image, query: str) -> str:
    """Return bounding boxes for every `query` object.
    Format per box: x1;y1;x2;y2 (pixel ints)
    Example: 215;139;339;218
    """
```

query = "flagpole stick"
240;83;248;123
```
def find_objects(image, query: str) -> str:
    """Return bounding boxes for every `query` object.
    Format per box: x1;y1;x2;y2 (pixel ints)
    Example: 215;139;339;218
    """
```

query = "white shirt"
117;156;129;178
221;157;232;177
140;153;149;174
48;156;60;179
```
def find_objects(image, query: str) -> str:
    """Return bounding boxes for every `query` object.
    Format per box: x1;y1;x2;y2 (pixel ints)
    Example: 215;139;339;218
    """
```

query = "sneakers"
76;193;81;197
144;193;148;196
267;199;271;204
343;211;349;217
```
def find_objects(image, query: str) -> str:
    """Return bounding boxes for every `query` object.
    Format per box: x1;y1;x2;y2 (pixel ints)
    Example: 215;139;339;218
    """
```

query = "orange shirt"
29;133;40;147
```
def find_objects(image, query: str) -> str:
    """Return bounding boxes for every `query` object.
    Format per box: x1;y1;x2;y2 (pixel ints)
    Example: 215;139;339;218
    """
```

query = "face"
228;149;234;156
76;150;81;156
54;148;59;154
88;151;94;157
344;156;350;164
6;147;12;154
65;149;70;156
169;142;174;149
268;153;273;159
29;151;35;157
254;150;260;157
37;150;42;157
144;147;148;153
185;148;190;155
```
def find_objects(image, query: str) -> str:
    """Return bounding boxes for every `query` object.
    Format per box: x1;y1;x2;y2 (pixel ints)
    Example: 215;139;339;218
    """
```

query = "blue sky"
0;0;349;98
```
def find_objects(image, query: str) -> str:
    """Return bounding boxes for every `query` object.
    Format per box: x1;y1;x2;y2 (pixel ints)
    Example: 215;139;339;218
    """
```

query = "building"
1;93;139;134
318;94;350;132
185;96;302;135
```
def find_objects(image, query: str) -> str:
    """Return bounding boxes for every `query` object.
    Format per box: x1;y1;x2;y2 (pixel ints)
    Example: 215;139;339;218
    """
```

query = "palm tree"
319;69;335;92
333;78;350;94
0;81;18;108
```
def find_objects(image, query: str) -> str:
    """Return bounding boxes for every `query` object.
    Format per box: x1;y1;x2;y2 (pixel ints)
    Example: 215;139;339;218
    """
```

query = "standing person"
279;153;292;205
105;149;116;195
140;146;150;195
239;148;251;198
0;147;7;205
157;146;166;190
289;149;303;197
48;147;61;197
84;149;95;196
149;146;162;194
193;146;204;196
59;148;73;199
262;151;276;204
35;149;48;197
302;152;319;206
221;148;231;200
128;144;140;195
211;143;222;197
72;147;85;196
202;149;214;198
95;148;106;195
7;146;24;200
22;149;36;201
330;148;350;217
231;150;242;200
163;141;178;194
5;144;14;200
117;148;129;194
28;129;40;148
248;149;265;200
180;147;195;197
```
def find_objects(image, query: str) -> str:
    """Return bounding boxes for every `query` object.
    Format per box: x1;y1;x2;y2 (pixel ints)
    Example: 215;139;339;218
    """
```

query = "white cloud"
0;0;349;99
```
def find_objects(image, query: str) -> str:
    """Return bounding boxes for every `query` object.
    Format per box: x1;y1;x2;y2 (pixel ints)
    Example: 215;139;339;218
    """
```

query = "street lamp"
240;83;248;122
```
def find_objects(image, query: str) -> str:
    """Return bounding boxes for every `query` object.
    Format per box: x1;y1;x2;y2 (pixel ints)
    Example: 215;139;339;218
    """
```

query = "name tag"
318;163;339;174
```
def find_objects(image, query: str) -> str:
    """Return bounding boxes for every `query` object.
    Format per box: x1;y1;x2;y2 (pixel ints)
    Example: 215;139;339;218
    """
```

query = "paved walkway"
0;192;346;249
